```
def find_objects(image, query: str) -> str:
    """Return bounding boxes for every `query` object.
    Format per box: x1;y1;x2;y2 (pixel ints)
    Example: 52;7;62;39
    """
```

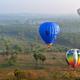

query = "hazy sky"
0;0;80;15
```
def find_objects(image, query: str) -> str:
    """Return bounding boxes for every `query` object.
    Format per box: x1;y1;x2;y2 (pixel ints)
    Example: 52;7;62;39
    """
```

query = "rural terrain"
0;14;79;80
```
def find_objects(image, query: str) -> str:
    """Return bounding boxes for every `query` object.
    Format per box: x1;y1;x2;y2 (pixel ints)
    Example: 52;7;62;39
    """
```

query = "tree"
3;38;11;56
31;43;46;67
33;53;39;65
8;44;22;65
33;53;46;67
38;54;46;64
12;44;22;55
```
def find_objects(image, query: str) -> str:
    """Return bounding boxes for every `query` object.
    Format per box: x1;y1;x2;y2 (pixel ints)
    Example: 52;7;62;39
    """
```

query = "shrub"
14;69;26;80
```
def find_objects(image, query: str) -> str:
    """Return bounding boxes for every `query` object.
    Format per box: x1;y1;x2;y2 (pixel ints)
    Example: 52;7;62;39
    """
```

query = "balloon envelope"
77;8;80;16
39;22;60;45
66;49;80;67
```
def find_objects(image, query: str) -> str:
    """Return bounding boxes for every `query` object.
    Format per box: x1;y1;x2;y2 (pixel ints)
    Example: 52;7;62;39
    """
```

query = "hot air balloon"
66;49;80;67
77;8;80;16
39;22;60;48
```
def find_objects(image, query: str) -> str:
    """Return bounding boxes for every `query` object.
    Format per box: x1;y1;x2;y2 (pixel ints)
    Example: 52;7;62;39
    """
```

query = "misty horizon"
0;0;80;15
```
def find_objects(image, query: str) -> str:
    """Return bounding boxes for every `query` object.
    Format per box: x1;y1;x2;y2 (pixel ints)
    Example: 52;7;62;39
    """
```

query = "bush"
14;69;26;80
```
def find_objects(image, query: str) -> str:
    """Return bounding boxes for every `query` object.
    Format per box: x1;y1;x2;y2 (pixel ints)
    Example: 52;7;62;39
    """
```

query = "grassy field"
0;52;79;80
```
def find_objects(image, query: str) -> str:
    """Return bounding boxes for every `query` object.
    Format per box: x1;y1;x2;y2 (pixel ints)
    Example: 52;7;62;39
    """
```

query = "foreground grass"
0;68;80;80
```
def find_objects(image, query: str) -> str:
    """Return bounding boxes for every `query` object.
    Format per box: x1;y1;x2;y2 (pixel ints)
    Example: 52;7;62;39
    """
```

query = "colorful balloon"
66;49;80;67
39;22;60;47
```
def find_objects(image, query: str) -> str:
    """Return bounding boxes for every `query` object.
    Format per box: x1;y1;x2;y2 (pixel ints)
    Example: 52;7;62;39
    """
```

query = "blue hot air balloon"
39;22;60;47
